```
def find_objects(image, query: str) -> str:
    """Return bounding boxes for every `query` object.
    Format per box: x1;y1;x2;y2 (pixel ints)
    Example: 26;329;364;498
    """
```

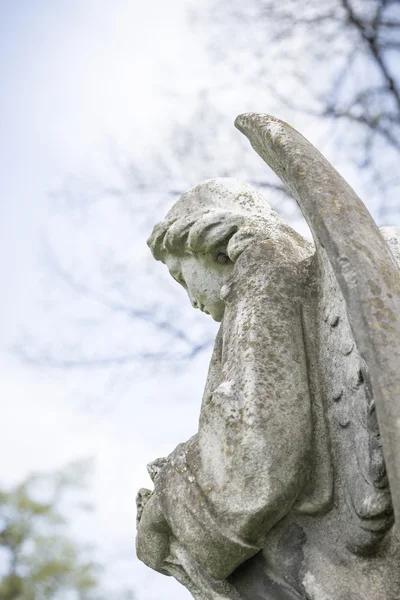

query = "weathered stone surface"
235;113;400;535
136;116;400;599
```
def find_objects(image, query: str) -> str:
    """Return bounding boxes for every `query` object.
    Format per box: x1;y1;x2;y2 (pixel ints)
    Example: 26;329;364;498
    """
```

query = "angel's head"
147;178;309;321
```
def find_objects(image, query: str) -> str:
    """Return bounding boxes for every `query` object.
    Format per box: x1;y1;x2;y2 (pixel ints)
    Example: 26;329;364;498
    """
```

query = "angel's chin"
209;308;224;322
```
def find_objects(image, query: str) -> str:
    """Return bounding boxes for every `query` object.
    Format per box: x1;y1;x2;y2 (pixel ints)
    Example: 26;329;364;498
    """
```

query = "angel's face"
165;251;234;322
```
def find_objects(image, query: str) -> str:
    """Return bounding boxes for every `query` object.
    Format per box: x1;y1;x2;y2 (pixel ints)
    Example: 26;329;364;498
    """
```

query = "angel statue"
136;114;400;599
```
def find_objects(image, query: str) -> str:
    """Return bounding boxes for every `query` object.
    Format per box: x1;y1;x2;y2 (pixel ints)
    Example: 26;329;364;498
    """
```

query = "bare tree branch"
341;0;400;109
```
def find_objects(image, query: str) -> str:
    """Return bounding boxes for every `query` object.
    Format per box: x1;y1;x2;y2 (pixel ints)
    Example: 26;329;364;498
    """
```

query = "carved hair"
147;179;310;264
149;211;267;263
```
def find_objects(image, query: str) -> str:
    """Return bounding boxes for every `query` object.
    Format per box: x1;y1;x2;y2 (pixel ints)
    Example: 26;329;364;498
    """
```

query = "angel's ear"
235;112;400;533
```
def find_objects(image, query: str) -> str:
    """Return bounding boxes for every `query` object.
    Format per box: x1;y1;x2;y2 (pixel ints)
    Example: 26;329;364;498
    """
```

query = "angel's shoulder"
230;237;314;295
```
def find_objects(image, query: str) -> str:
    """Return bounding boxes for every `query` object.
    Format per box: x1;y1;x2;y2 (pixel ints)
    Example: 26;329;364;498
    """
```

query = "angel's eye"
216;252;230;264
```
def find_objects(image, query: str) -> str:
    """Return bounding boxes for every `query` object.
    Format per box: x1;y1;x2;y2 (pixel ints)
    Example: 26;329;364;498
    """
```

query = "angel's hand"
136;441;195;573
136;489;171;574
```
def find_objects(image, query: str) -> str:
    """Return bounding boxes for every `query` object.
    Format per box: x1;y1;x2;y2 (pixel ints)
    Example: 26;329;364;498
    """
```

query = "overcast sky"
0;2;215;597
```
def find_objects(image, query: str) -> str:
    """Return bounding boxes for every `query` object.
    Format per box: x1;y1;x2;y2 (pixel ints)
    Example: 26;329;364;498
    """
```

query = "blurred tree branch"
196;0;400;210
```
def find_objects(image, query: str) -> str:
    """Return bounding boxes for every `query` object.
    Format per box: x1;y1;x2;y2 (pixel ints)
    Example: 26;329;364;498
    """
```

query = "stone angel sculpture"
136;114;400;599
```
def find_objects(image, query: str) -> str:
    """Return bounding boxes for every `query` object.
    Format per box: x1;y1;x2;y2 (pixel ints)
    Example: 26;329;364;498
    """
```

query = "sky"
0;0;206;351
0;1;212;597
1;1;399;599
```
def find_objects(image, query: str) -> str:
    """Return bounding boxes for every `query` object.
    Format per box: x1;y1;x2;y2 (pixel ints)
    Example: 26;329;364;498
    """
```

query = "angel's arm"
188;241;312;574
137;241;312;580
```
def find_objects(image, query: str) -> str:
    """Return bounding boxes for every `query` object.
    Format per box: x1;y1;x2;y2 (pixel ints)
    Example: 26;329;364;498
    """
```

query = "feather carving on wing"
313;232;400;552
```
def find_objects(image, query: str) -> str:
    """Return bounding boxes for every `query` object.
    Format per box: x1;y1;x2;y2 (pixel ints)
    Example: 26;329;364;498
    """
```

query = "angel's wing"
305;232;397;553
235;113;400;535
